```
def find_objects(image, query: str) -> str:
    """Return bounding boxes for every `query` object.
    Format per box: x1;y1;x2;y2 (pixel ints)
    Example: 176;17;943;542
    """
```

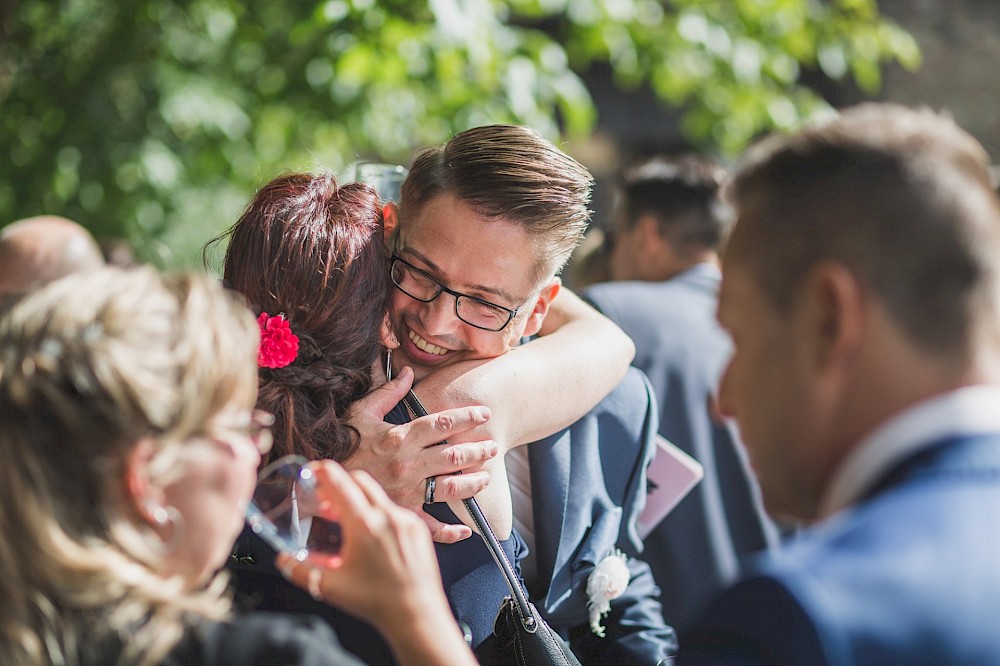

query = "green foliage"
0;0;919;266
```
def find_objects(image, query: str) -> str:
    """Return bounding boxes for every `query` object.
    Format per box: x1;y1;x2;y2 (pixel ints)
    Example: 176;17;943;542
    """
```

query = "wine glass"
354;162;407;204
245;455;343;560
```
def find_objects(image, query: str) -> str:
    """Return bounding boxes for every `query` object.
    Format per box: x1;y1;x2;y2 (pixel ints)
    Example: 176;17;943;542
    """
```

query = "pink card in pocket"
638;435;704;539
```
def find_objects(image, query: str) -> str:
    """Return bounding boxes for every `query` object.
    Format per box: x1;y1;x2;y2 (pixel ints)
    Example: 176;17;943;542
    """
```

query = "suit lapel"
527;429;573;603
864;433;1000;502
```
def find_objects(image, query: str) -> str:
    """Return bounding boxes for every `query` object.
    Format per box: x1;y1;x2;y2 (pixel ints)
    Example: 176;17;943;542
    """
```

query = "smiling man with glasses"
381;128;580;379
356;124;678;666
389;253;529;332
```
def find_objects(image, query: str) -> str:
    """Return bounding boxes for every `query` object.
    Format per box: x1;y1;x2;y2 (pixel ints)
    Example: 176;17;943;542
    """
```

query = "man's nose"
418;291;462;336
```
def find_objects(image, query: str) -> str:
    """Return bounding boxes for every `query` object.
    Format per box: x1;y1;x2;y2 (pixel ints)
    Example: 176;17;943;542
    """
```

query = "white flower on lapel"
586;549;630;637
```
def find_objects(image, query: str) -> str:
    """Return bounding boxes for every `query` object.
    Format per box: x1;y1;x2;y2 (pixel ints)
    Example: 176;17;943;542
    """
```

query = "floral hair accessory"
586;549;630;637
257;312;299;369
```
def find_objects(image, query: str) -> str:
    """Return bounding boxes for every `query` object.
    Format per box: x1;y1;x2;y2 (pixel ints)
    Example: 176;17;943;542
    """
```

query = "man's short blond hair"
400;124;594;285
725;103;1000;359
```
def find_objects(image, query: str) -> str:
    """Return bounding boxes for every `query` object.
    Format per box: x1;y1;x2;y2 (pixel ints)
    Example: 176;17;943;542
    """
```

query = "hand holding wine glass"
246;455;344;561
274;459;476;666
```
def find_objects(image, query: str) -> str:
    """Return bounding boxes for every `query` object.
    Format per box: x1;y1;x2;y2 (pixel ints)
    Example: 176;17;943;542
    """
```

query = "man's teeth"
409;330;449;355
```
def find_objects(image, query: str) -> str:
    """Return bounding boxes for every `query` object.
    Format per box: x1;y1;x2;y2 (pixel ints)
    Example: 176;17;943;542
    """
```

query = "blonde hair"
0;267;259;665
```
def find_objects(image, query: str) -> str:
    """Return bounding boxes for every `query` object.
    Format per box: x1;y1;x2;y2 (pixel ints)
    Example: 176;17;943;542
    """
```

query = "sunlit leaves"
0;0;918;266
544;0;919;153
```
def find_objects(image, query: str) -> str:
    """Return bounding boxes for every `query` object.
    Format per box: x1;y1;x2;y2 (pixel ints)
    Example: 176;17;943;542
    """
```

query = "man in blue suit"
584;155;779;632
679;103;1000;664
359;125;677;664
523;364;670;665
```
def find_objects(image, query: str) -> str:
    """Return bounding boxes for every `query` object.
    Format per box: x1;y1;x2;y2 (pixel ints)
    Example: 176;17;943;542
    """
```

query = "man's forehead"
392;221;536;304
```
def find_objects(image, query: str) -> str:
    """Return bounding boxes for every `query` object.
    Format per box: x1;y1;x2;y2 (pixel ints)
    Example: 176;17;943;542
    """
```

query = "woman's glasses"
245;455;342;560
210;409;274;457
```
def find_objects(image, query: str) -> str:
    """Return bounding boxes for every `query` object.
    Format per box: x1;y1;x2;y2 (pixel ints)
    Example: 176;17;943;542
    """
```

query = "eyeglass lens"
390;258;513;331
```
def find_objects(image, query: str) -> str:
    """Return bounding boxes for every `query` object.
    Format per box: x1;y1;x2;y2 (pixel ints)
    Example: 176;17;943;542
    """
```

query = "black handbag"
463;492;583;666
400;390;582;666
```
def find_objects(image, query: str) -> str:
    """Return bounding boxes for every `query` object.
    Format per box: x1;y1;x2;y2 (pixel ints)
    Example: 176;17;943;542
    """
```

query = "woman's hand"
277;460;476;666
343;366;498;543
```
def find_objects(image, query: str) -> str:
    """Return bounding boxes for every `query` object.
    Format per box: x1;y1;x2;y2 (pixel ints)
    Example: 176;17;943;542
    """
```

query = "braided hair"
209;172;390;464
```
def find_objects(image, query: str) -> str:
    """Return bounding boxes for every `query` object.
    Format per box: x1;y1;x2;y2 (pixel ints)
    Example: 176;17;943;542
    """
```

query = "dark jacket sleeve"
169;613;369;666
529;367;677;665
678;576;825;666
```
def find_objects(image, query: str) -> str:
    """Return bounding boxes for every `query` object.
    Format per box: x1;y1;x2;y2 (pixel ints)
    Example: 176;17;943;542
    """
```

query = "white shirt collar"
818;384;1000;519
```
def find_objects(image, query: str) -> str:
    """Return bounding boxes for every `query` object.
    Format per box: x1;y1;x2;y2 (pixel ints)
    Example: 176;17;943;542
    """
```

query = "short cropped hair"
724;103;1000;358
617;154;730;258
399;125;594;284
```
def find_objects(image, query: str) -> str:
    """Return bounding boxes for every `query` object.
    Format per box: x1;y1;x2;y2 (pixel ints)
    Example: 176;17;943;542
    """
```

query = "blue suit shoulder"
681;436;1000;665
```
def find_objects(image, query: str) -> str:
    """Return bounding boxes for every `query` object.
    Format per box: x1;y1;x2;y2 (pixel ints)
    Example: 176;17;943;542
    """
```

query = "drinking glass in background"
354;162;408;204
246;455;343;560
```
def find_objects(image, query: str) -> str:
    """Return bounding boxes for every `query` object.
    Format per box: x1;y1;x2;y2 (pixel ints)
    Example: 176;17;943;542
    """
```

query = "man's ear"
638;215;665;250
637;215;679;280
383;202;399;243
124;438;167;526
801;261;865;376
521;278;561;338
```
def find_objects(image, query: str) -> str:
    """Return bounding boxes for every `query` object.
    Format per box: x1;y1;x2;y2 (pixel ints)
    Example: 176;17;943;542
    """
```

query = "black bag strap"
400;390;537;632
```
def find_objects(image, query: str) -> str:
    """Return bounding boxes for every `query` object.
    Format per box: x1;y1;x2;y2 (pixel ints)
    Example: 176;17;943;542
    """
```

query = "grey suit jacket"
584;263;778;632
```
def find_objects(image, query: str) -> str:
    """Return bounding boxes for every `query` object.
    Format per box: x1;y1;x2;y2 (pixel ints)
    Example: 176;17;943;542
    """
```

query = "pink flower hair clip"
257;312;299;369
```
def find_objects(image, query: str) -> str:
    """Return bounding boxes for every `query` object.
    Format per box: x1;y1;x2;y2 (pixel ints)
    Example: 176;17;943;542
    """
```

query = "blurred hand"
344;366;497;542
278;461;475;666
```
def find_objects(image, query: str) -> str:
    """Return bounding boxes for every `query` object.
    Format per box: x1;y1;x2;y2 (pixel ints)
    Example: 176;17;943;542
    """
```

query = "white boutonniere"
586;549;630;637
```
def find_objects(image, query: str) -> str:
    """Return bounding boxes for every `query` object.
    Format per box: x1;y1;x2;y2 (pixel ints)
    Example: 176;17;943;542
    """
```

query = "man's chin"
393;346;454;381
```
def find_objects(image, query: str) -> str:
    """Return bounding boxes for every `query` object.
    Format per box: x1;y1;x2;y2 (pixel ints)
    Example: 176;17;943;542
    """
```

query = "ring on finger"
424;476;437;504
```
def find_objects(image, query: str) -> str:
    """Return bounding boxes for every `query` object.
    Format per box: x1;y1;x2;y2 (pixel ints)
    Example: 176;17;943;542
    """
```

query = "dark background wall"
877;0;1000;161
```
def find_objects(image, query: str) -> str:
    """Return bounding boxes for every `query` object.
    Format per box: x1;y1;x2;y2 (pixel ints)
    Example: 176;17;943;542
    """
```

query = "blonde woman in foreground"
0;266;476;666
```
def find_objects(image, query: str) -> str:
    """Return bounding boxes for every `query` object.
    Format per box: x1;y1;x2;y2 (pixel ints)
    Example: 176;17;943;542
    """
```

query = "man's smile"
408;328;449;356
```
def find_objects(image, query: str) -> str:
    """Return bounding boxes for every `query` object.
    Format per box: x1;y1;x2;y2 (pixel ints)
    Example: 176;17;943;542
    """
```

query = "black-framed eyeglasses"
389;254;524;332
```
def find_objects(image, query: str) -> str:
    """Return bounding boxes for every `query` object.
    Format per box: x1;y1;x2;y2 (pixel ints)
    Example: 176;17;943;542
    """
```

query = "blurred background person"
583;155;779;632
0;266;476;666
566;227;612;291
0;215;105;295
680;102;1000;665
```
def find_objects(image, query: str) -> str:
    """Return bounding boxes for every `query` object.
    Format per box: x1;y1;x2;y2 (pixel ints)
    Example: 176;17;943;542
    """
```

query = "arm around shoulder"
420;286;636;449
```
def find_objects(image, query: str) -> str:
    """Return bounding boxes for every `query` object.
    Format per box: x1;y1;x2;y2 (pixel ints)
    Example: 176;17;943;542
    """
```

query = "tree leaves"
0;0;918;266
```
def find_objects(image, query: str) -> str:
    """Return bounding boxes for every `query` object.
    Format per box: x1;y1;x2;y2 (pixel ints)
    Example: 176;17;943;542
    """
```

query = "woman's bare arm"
414;286;634;452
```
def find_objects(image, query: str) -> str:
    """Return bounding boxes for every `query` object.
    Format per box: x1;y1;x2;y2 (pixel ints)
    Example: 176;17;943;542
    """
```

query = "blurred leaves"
0;0;919;266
